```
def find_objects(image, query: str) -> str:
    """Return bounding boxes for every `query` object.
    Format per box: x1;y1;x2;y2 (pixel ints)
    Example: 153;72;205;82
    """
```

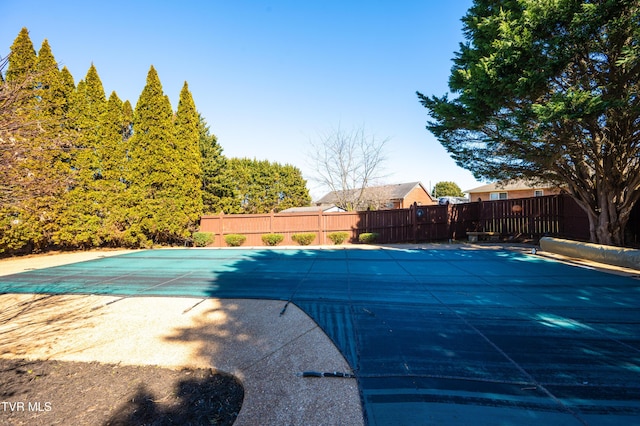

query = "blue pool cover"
1;247;639;425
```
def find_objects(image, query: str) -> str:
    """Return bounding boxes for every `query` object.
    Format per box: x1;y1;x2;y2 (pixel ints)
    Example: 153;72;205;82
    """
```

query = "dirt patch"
0;358;243;426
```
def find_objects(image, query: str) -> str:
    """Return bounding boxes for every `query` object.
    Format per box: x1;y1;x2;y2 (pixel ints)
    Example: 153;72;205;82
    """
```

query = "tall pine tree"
1;28;41;252
35;40;66;123
97;91;129;245
199;114;234;214
55;64;108;247
174;82;203;233
1;30;72;252
125;66;198;246
5;28;36;83
59;67;76;121
122;100;134;141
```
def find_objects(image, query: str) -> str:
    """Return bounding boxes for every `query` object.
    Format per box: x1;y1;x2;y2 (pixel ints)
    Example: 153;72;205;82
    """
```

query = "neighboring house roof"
316;182;432;205
279;204;346;213
465;180;558;193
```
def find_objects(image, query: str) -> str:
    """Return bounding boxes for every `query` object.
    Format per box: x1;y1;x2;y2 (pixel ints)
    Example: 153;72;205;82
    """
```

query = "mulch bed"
0;358;244;425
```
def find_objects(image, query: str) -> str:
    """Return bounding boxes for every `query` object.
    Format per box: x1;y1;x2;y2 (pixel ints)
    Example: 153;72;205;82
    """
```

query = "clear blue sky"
1;0;481;199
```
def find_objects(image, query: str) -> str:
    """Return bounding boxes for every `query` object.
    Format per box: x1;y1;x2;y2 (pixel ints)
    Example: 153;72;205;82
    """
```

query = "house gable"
400;183;435;208
316;182;435;210
466;180;562;202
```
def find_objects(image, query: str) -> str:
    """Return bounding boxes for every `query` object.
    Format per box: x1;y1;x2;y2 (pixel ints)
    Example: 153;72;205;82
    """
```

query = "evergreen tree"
5;28;36;83
54;64;108;248
35;40;65;122
97;92;129;245
1;30;72;253
59;67;76;120
101;92;129;182
174;82;203;232
225;158;311;213
34;40;75;247
223;158;252;214
125;66;195;246
419;0;640;245
1;29;39;252
68;79;86;130
199;114;234;214
274;164;311;211
122;100;134;141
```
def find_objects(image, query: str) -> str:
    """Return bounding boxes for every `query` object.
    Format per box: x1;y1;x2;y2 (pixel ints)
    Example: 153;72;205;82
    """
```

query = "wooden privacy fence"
199;194;592;247
199;210;360;247
472;194;589;238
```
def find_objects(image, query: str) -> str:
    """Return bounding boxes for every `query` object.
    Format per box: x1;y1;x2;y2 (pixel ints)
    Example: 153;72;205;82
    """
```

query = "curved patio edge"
540;236;640;271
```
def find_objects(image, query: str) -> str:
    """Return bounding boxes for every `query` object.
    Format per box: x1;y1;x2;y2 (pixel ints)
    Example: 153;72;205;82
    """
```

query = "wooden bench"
467;231;501;242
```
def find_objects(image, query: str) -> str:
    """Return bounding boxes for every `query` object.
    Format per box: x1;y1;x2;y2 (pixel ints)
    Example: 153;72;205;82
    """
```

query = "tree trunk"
579;192;630;247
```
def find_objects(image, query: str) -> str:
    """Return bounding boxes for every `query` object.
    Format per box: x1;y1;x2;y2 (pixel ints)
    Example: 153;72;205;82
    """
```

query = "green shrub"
358;232;380;244
327;231;350;245
225;234;247;247
291;232;316;246
261;233;284;246
193;232;214;247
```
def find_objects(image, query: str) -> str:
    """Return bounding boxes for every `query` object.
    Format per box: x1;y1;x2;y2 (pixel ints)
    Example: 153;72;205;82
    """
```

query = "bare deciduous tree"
309;125;388;211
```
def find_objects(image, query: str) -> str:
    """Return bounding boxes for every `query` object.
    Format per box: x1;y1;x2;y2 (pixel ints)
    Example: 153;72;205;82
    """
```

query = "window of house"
490;192;508;200
534;190;544;197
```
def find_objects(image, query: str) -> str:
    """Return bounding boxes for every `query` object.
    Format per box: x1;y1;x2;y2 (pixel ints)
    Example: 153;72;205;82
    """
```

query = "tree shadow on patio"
0;293;105;357
106;372;243;426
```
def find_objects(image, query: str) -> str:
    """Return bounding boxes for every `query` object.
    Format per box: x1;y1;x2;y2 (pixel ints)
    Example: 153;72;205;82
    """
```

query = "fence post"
218;211;225;247
270;210;274;234
446;204;453;241
558;194;564;237
318;209;324;245
412;202;418;243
